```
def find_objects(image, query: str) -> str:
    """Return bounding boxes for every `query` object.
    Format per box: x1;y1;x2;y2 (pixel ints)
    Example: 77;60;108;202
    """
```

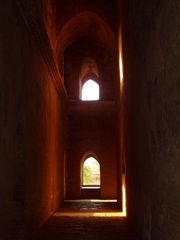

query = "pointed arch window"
81;79;99;101
82;157;100;186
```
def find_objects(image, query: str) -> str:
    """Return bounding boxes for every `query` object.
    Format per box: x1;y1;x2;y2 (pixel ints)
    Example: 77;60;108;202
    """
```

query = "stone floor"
33;200;140;240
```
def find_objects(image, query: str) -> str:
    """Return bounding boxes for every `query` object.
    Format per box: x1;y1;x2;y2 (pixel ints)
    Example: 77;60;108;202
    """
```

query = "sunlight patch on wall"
122;174;127;216
119;26;124;92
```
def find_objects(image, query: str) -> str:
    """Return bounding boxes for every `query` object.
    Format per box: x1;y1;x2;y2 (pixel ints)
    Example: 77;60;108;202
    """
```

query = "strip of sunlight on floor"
54;184;127;218
54;179;127;218
54;212;125;217
64;199;117;203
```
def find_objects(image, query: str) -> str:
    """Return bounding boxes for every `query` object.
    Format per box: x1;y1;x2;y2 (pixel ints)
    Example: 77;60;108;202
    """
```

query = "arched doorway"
82;156;100;186
81;80;100;101
81;156;101;198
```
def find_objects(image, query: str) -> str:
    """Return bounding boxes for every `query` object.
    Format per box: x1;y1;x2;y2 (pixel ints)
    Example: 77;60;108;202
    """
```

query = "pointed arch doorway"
81;80;100;101
81;155;101;198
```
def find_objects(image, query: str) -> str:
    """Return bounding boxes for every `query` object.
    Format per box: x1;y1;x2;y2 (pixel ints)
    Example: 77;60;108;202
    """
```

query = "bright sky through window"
82;79;99;100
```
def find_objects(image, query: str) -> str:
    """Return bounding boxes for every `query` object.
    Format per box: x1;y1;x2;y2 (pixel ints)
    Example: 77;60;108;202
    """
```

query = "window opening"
82;157;100;186
81;80;99;100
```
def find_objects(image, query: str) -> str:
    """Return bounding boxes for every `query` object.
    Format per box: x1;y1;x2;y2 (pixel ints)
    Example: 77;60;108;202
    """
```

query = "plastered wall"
66;101;118;199
121;0;180;239
0;1;66;239
64;36;118;200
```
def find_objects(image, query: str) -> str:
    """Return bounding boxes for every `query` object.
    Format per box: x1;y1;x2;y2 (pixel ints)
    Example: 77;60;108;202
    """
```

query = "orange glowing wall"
24;1;67;235
24;39;66;234
0;1;67;238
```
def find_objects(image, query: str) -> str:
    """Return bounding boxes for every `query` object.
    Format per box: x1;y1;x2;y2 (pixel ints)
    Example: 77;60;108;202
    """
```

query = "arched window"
82;157;100;186
81;79;99;100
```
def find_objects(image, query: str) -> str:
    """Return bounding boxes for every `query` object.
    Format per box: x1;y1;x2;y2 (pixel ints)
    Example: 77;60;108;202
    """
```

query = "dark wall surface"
55;0;118;34
121;0;180;239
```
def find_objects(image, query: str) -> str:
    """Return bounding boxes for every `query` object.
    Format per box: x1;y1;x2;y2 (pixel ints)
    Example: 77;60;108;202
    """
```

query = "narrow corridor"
1;1;180;240
33;200;139;240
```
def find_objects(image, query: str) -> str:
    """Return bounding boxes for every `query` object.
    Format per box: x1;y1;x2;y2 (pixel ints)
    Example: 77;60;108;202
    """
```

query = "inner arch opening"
81;80;99;101
82;157;100;187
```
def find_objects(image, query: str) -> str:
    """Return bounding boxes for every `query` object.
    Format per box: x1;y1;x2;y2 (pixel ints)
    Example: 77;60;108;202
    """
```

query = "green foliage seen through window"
83;157;100;186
